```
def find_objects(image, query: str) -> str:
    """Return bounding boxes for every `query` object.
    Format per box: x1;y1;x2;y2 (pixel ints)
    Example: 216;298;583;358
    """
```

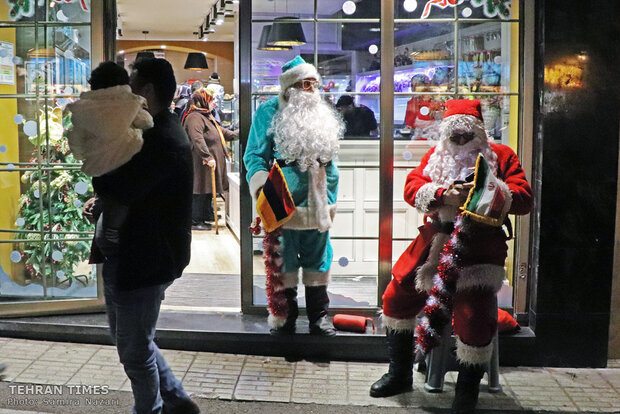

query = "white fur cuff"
268;313;287;329
415;232;450;292
456;264;505;293
280;271;300;289
381;314;417;332
302;270;330;286
456;337;494;366
249;170;269;203
283;204;337;230
415;182;443;214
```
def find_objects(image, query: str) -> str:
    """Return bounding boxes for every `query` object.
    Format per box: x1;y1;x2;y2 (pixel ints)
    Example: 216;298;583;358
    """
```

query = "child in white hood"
67;61;153;244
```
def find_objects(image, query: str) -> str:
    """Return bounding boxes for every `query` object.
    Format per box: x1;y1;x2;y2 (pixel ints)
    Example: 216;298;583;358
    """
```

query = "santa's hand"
443;183;474;206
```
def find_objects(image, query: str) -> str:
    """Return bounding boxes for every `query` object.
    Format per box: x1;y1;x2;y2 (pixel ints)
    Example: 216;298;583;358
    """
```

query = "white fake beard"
423;115;498;186
270;88;344;172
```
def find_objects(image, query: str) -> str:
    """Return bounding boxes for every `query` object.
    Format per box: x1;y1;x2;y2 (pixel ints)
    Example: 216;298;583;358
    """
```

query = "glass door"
0;0;105;316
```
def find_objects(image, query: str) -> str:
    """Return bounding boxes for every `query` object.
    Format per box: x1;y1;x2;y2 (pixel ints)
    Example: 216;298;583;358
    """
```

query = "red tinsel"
415;215;465;355
250;217;288;320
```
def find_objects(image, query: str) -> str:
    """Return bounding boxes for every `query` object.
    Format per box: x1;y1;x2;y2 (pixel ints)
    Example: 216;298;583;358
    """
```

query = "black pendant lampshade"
135;51;155;60
258;25;292;51
184;52;208;70
268;16;306;46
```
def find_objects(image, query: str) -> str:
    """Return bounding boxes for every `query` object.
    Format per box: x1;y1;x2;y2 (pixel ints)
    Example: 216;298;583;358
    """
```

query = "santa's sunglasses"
295;79;321;91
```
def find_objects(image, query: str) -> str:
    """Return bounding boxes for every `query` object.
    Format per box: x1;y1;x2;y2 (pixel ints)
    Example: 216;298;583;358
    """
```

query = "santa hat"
443;99;484;125
279;56;321;99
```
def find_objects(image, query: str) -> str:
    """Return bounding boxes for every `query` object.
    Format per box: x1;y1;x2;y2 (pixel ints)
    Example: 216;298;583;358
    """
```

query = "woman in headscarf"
183;89;238;230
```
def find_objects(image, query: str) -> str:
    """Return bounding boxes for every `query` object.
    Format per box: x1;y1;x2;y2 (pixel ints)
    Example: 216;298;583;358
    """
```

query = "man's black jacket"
93;110;193;291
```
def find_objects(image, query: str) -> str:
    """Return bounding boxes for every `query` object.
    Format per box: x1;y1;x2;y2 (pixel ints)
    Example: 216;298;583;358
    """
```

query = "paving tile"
0;358;34;382
1;339;53;360
66;363;127;390
87;348;121;366
38;343;100;365
13;360;83;385
547;368;614;389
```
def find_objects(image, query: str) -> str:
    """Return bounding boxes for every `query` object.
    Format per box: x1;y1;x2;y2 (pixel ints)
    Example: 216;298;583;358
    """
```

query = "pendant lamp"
135;51;155;60
268;16;306;46
258;25;292;51
184;52;208;70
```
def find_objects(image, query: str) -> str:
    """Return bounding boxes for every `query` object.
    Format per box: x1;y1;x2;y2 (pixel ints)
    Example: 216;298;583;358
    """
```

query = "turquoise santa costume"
244;56;343;336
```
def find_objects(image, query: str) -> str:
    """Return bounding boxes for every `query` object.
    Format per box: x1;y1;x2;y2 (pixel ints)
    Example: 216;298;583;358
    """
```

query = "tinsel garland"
250;217;288;320
415;214;465;355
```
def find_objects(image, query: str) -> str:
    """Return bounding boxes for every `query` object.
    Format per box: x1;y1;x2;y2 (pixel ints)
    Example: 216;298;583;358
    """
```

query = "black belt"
276;159;332;168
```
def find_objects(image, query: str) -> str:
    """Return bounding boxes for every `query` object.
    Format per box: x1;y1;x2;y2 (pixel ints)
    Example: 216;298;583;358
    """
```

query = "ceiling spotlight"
368;44;378;54
202;37;208;42
216;17;224;25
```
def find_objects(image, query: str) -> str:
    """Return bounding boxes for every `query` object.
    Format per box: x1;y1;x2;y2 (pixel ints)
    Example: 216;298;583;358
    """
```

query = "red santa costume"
370;99;532;409
384;99;532;363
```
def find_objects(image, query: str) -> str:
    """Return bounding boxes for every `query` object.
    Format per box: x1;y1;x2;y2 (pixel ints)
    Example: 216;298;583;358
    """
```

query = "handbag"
333;314;375;333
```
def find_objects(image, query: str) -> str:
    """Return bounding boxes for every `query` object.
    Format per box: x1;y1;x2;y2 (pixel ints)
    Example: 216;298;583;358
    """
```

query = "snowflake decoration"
471;0;512;19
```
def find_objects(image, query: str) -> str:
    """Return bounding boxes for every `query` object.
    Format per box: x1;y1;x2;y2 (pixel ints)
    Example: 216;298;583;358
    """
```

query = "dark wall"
532;0;620;367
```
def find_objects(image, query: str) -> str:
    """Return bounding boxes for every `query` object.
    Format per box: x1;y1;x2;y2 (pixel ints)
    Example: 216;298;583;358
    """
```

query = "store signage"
421;0;512;20
0;41;15;85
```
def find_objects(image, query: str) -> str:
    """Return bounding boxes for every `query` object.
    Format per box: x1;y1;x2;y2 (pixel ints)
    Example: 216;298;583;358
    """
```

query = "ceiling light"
216;16;224;25
369;27;380;32
403;0;417;12
202;37;208;42
258;25;293;51
118;50;125;55
161;45;166;49
268;17;306;46
342;1;356;15
368;44;378;54
184;52;208;70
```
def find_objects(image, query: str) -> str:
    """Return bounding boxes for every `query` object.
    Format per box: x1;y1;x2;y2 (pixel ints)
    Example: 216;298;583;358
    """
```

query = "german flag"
256;163;296;233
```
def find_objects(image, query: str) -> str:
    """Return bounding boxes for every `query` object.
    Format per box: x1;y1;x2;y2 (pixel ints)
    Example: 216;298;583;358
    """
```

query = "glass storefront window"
0;0;94;304
246;0;523;313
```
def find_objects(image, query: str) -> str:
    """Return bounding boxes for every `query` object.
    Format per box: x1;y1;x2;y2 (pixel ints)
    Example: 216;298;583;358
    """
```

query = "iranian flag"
461;154;508;227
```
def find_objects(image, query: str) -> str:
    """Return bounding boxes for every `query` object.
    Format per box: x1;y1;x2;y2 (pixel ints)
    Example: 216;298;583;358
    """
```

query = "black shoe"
369;330;414;398
205;214;222;222
370;373;413;397
309;315;337;336
192;223;212;231
270;324;296;335
451;363;484;414
162;398;200;414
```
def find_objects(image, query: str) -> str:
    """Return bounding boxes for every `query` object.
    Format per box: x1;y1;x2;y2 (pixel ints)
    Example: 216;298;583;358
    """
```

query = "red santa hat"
443;98;483;121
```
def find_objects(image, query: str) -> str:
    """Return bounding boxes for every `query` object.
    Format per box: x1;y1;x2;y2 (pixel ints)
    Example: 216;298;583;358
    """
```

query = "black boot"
270;287;299;335
370;330;414;397
451;363;485;414
305;285;336;336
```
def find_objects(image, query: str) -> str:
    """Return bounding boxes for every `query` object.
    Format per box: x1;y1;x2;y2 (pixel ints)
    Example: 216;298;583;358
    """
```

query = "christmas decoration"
14;105;95;288
250;217;288;321
471;0;511;19
420;0;512;19
415;214;464;355
7;0;36;21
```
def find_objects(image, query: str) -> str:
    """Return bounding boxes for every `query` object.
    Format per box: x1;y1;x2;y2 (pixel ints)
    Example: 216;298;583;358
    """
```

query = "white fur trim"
415;232;450;293
278;62;321;100
309;166;331;232
455;337;494;366
302;270;330;286
414;182;443;213
456;264;505;293
381;314;417;332
496;179;513;221
268;313;287;329
280;271;300;289
283;204;337;230
249;170;269;203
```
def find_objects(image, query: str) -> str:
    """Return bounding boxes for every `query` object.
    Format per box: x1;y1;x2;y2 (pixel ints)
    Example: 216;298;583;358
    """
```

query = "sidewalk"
0;337;617;413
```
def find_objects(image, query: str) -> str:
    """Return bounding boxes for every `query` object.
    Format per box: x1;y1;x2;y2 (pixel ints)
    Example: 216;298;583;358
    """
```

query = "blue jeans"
97;218;191;414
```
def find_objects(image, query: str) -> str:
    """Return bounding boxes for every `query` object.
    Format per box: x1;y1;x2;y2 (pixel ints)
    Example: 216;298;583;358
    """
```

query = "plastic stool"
423;323;501;393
